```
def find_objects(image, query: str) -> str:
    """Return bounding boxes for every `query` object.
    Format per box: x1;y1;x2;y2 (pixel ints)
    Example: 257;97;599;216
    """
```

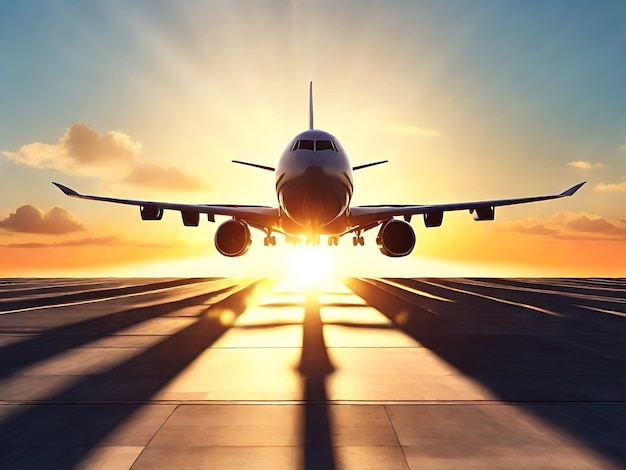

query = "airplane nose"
279;166;349;227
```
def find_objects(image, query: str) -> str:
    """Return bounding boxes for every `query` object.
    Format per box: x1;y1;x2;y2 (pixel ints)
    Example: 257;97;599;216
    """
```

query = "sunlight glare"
288;245;335;285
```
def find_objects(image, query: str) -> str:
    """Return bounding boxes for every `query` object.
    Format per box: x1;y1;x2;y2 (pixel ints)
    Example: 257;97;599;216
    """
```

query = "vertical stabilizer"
309;81;314;130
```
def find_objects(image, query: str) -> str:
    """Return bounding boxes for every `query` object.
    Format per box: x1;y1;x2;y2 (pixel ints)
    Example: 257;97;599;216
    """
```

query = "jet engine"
376;219;416;257
214;220;252;257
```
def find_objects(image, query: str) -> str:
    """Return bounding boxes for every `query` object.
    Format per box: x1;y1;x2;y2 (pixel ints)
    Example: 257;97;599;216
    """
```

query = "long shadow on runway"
345;278;626;466
0;278;215;311
0;279;275;469
0;283;239;379
299;289;337;470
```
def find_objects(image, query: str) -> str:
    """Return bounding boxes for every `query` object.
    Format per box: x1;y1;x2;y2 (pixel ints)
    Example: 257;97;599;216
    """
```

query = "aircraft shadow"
0;285;236;379
299;289;337;470
345;277;626;466
0;280;274;469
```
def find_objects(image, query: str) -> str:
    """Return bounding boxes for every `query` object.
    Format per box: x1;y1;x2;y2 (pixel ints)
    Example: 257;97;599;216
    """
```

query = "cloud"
499;212;626;240
498;221;558;236
386;125;442;137
3;235;171;249
124;161;206;191
596;181;626;191
567;161;603;169
3;123;139;177
564;214;624;234
0;205;85;234
3;123;207;192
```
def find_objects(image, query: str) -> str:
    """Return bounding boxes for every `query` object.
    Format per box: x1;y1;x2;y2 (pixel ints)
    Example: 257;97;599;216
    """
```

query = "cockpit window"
315;140;336;151
299;140;315;150
291;139;337;152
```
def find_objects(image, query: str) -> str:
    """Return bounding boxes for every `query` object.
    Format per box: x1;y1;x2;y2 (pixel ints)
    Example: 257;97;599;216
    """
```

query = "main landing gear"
352;230;364;246
285;235;302;246
306;234;321;246
263;229;276;246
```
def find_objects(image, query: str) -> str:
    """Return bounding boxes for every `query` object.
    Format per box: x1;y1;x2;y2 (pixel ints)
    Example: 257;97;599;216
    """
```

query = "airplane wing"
52;182;279;228
348;182;586;227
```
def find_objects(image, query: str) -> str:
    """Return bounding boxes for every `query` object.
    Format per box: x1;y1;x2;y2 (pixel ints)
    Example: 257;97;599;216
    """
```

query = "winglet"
309;81;314;130
52;182;80;197
560;181;586;197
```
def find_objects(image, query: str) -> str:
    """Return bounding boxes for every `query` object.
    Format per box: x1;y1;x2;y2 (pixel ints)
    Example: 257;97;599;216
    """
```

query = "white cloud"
124;161;205;191
3;123;139;177
0;205;85;234
3;123;207;192
596;182;626;191
567;161;603;169
499;212;626;240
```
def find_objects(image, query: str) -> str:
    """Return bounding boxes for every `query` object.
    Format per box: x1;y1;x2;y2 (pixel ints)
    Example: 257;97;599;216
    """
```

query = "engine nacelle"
141;205;164;220
376;219;416;257
214;220;251;257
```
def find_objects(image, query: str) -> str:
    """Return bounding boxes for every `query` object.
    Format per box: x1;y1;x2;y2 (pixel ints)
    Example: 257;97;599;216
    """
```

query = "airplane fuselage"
276;129;353;236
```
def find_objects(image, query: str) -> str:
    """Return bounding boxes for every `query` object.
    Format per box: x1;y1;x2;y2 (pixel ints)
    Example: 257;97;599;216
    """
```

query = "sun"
288;244;336;285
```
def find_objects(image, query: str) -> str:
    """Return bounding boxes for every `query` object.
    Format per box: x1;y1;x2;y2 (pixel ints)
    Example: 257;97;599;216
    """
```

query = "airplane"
53;83;585;258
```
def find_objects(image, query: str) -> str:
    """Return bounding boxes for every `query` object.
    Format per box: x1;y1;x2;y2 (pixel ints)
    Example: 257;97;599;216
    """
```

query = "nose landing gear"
306;234;321;246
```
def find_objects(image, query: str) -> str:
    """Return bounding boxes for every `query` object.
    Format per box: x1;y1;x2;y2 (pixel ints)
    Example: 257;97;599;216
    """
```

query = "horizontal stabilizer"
232;160;275;171
353;160;388;171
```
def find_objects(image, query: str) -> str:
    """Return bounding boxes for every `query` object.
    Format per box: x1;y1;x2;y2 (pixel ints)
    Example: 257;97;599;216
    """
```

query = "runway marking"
366;278;453;303
456;278;626;304
416;279;565;317
0;279;250;315
575;304;626;318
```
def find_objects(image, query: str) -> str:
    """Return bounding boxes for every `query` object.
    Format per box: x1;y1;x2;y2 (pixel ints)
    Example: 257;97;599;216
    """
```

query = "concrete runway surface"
0;276;625;469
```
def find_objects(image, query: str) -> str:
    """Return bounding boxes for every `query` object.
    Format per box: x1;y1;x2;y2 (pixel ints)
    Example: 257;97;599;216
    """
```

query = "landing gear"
306;234;321;246
263;230;276;247
352;231;364;246
327;236;339;246
286;236;302;245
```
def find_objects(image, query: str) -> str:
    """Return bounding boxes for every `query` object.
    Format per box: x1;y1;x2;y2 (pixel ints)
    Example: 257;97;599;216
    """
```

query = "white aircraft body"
54;83;585;257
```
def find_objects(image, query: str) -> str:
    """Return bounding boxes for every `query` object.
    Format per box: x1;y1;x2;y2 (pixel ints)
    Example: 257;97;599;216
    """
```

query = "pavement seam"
383;404;411;470
129;403;179;470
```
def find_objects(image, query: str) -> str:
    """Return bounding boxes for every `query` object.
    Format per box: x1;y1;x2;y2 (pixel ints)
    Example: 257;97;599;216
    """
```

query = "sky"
1;0;626;277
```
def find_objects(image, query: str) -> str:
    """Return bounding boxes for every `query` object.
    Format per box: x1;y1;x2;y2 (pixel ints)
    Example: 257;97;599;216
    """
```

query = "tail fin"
309;81;314;130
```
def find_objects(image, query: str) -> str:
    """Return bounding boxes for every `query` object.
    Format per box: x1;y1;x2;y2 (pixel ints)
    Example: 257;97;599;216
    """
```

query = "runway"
0;277;625;469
